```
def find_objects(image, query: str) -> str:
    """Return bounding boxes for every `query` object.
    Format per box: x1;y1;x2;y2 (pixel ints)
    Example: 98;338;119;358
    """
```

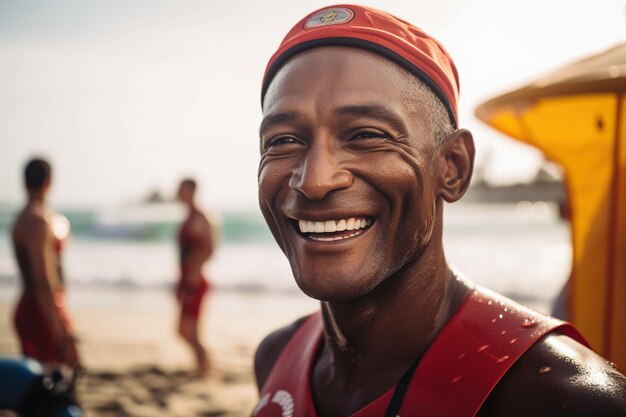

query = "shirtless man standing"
252;5;626;416
12;158;79;369
176;178;213;375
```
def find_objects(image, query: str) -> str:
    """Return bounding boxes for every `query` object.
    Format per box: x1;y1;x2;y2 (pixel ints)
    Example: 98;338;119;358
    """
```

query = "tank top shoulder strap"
253;312;323;417
398;286;588;417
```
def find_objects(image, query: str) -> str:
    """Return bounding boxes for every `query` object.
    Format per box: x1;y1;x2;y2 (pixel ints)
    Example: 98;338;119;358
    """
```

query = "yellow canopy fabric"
475;43;626;366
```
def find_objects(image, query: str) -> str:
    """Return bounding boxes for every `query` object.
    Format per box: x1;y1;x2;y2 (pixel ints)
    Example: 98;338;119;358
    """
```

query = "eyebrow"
259;111;300;136
335;104;407;133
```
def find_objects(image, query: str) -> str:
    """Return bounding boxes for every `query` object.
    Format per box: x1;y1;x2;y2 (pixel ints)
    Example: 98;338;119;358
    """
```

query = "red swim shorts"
177;277;210;320
14;291;77;366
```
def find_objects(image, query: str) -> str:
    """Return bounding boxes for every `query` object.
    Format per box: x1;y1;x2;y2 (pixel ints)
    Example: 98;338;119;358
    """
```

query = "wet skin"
255;46;626;416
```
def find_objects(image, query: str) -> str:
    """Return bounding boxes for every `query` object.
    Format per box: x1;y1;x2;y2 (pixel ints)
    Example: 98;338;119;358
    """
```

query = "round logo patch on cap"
304;7;354;29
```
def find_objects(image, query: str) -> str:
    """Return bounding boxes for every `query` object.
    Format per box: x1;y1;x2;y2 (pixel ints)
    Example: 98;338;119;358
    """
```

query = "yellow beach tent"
475;43;626;366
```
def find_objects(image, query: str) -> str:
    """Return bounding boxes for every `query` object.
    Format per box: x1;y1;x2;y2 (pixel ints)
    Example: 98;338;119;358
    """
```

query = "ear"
437;129;475;203
43;176;51;191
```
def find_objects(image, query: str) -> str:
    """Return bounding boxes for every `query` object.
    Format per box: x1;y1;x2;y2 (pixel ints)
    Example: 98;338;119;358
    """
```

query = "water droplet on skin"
608;361;620;371
477;344;490;352
499;314;503;319
491;318;497;323
451;375;463;383
487;300;493;305
503;308;508;312
496;355;510;364
522;318;537;328
539;366;552;374
509;338;518;344
500;330;507;335
457;353;466;359
478;298;483;303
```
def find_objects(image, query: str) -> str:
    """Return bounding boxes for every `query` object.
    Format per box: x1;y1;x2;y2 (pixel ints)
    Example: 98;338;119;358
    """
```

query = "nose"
289;141;353;200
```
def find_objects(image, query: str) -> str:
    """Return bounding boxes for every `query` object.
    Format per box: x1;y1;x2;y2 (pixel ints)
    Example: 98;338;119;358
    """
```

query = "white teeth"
310;229;364;241
296;217;372;234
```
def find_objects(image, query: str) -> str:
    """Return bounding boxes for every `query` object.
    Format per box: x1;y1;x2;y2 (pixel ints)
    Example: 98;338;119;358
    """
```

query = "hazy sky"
1;0;624;209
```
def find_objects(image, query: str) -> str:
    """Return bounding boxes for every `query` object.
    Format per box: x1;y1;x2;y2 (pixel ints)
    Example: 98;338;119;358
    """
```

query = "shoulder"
12;209;49;242
479;332;626;416
190;210;212;232
254;315;311;393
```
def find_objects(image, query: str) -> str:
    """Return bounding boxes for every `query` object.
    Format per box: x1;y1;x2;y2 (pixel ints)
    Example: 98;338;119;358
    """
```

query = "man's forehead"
270;46;400;82
263;46;421;112
260;52;433;143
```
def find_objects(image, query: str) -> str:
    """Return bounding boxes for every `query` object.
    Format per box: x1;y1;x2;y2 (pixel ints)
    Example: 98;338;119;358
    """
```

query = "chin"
291;264;384;302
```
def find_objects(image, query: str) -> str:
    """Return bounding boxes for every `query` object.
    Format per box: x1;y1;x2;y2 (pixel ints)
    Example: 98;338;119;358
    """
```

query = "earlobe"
438;129;475;203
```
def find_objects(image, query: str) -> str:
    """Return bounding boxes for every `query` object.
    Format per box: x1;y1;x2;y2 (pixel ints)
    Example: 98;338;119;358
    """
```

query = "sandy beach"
0;284;318;417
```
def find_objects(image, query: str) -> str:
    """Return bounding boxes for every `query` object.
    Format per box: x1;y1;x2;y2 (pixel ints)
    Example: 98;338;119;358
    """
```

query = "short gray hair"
402;75;455;146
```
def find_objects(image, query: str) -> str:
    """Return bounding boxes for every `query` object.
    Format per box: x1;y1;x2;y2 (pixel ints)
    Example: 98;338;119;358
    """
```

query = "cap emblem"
304;8;354;29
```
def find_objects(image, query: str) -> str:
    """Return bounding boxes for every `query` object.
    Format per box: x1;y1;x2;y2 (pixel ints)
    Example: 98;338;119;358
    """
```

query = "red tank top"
252;287;588;417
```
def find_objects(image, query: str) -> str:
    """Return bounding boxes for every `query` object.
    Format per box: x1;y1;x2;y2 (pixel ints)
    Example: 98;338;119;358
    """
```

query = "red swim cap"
261;4;460;128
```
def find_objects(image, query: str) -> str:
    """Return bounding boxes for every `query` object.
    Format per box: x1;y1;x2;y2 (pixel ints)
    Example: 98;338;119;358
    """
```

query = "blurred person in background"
176;178;213;376
12;158;80;371
252;5;626;416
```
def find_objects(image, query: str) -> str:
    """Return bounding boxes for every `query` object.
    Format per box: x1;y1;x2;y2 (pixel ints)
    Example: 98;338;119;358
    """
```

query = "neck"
318;236;471;386
28;192;45;205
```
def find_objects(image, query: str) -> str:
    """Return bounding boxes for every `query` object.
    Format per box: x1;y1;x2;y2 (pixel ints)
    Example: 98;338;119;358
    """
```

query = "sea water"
0;201;570;312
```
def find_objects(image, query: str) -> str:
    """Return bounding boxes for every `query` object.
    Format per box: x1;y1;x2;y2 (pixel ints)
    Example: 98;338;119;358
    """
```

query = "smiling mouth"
292;217;374;241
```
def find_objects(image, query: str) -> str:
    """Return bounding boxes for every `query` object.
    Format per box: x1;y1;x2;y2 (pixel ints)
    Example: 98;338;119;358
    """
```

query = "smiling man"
252;5;626;417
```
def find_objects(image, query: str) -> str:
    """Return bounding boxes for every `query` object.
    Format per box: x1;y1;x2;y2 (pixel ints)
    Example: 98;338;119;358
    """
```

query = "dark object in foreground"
0;357;83;417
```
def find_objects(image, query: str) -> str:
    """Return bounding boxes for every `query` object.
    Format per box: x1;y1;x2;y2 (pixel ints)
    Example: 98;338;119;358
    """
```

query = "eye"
263;135;302;152
350;130;391;142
